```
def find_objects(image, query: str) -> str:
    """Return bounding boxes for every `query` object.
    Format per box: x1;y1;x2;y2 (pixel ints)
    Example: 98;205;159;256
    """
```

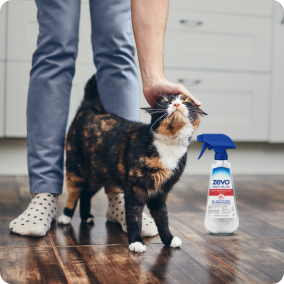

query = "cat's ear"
141;107;156;115
198;108;208;116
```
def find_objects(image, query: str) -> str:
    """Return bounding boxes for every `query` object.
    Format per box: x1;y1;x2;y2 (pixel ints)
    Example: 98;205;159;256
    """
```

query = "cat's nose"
173;103;180;108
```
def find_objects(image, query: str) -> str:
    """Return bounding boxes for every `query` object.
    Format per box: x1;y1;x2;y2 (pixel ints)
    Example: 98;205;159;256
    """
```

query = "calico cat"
58;75;206;252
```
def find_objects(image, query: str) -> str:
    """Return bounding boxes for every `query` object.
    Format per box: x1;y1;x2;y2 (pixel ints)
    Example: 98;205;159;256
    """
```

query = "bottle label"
207;167;236;218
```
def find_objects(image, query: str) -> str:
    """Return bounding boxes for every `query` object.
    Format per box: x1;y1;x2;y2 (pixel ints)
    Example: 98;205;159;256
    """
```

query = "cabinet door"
7;1;38;61
170;0;273;17
5;62;29;137
165;11;272;72
165;69;270;141
7;1;93;64
0;62;4;137
270;2;284;143
0;3;6;137
0;2;6;60
5;62;97;137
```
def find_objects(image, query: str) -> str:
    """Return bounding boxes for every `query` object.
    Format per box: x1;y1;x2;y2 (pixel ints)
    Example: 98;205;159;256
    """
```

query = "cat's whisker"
151;113;167;130
149;111;167;115
154;87;169;98
155;105;167;109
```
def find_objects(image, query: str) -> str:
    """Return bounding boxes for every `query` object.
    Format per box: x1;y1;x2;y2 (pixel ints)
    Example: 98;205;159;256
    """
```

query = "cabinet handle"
178;79;201;85
179;19;203;27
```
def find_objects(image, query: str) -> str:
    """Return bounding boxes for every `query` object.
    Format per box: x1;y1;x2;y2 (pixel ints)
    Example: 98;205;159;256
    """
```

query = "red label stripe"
209;189;234;196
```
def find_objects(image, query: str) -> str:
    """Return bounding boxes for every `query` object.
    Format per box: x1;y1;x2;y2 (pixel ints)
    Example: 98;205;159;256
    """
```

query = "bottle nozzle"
198;143;208;160
197;134;236;160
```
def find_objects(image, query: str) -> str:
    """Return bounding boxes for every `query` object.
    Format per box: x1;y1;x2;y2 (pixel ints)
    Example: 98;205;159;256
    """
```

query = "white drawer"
0;62;4;136
7;1;93;64
5;61;96;137
165;69;270;141
165;11;272;72
170;0;273;17
0;2;6;60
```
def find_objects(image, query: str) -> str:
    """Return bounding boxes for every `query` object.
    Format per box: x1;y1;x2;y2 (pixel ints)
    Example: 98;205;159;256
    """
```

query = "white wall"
0;139;283;176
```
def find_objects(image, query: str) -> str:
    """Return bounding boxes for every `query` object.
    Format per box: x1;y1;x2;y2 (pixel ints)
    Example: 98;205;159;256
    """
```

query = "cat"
58;74;206;252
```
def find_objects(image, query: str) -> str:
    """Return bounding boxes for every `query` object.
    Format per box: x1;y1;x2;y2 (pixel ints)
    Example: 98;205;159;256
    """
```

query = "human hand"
143;77;202;107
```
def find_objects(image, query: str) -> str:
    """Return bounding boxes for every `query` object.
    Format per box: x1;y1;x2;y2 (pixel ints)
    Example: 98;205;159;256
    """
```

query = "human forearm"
131;0;168;86
131;0;201;106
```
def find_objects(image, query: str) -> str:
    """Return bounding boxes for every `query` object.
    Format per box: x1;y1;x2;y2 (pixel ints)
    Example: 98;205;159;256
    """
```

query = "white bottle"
204;159;239;235
197;134;239;235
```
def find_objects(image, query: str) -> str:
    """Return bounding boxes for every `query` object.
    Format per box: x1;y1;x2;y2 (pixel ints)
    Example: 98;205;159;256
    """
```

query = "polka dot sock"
106;193;158;238
9;193;58;237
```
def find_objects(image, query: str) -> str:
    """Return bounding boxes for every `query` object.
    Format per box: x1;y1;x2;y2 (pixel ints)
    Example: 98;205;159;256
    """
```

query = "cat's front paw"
58;214;71;225
170;236;182;248
129;242;146;253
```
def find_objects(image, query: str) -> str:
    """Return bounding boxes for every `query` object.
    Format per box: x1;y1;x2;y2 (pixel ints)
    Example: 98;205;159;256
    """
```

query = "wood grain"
0;247;68;284
49;216;189;247
199;239;284;284
1;175;283;284
0;218;52;248
57;244;248;284
167;175;284;242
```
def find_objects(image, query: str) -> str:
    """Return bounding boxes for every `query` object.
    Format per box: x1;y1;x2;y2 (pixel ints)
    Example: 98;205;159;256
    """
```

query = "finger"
177;84;202;106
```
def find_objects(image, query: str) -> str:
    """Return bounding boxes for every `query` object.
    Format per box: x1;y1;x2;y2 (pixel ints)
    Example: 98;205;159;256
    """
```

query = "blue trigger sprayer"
197;134;239;235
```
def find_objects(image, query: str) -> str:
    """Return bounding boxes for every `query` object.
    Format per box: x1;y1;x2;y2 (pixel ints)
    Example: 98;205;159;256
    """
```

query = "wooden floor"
0;175;283;284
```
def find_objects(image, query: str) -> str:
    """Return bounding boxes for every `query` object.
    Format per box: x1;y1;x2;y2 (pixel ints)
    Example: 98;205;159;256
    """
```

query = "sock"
9;193;58;237
106;193;158;237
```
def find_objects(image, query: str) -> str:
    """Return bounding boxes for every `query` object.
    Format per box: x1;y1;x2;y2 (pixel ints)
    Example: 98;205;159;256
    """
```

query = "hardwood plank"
0;218;52;248
58;244;248;284
50;216;189;247
166;175;284;242
199;239;284;284
0;176;108;218
1;175;284;284
0;176;31;218
0;247;68;284
168;207;284;243
2;175;284;244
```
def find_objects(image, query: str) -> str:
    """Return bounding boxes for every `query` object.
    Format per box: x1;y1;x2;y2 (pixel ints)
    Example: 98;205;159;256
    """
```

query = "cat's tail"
80;74;106;113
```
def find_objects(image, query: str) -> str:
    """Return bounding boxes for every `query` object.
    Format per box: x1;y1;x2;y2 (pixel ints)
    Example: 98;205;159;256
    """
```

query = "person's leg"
9;0;80;237
90;0;139;121
90;0;157;237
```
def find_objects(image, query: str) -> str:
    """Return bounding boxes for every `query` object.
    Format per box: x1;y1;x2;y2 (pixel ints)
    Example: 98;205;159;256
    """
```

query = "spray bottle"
197;134;239;235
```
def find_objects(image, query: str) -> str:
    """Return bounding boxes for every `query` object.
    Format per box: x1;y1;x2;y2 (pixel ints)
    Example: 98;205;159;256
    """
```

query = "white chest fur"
153;120;194;170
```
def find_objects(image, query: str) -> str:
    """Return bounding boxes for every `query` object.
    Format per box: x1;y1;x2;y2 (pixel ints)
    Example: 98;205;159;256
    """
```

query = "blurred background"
0;0;283;176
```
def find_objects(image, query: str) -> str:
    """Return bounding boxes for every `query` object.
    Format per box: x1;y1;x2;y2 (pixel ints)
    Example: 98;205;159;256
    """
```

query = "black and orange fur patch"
63;74;206;246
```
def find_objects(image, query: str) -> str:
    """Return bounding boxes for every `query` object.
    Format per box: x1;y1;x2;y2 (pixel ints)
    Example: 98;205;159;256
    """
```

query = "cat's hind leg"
80;185;101;223
58;172;84;225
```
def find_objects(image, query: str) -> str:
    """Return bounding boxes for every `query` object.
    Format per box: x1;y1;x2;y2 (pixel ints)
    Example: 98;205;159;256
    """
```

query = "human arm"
131;0;202;107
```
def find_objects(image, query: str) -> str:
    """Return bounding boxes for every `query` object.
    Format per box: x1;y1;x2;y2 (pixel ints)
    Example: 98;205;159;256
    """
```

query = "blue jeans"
27;0;139;194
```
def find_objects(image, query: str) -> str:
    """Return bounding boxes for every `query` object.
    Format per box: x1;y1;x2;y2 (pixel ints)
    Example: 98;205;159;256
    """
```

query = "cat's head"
142;94;207;137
